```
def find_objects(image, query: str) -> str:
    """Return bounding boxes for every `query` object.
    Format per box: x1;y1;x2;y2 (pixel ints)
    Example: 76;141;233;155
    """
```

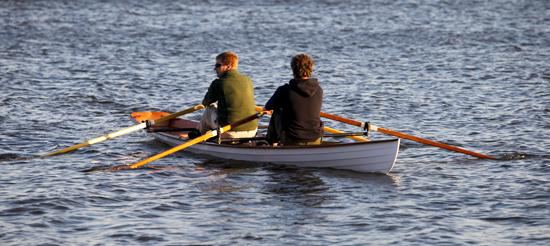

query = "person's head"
291;53;314;79
214;51;239;76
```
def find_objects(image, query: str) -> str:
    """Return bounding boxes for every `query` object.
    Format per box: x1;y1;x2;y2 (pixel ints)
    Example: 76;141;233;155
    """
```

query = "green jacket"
202;70;258;131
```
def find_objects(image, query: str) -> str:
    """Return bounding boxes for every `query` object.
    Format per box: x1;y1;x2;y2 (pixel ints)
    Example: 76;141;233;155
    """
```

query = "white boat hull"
130;111;400;174
151;131;400;174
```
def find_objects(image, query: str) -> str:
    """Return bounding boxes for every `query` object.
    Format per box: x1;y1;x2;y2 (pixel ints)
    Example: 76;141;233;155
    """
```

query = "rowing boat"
131;112;400;174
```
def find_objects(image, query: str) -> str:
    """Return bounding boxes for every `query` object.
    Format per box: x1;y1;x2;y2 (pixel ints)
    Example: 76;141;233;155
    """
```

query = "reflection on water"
192;159;261;192
263;166;330;207
318;168;401;187
192;159;401;205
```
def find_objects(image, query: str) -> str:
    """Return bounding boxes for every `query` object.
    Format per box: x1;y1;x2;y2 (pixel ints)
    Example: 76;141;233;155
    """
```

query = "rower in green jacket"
199;51;258;139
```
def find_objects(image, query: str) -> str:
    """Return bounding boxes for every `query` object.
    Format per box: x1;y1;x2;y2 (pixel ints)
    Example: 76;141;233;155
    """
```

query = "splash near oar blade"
109;111;266;171
319;111;496;159
44;104;205;157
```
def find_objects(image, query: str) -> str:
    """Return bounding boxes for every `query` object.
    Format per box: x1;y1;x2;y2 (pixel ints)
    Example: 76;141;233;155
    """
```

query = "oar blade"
371;124;496;159
43;123;147;157
43;104;205;157
81;164;160;173
320;111;496;159
44;142;91;157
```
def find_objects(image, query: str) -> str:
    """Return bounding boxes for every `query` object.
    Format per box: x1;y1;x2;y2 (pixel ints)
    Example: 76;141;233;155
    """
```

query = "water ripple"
1;0;549;245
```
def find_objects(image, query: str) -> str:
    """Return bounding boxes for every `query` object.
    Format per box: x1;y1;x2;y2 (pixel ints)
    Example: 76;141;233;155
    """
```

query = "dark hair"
291;53;314;78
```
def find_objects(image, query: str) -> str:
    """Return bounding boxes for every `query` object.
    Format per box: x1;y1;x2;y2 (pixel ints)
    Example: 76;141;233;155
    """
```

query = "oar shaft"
370;124;496;159
320;111;364;128
320;111;496;159
323;126;368;142
127;112;265;169
129;131;215;169
44;104;205;157
45;123;147;156
153;104;205;125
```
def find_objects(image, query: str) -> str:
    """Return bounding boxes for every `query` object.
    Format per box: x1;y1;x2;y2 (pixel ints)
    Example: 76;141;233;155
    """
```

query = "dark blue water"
1;0;549;245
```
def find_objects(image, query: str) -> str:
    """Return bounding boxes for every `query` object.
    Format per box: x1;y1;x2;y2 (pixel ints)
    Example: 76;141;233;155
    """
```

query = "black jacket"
265;78;323;140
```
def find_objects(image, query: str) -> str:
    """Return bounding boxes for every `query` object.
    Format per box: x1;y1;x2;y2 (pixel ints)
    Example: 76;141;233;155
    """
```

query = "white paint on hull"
152;132;400;174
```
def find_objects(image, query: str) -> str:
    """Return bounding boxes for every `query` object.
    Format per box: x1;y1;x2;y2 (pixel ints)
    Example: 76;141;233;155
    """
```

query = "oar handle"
255;106;271;114
151;104;205;125
227;111;265;130
320;111;366;129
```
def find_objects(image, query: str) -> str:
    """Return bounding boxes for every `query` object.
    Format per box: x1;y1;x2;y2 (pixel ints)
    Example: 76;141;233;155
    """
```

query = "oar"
323;126;368;142
254;106;368;142
109;111;266;171
44;104;205;157
319;111;496;159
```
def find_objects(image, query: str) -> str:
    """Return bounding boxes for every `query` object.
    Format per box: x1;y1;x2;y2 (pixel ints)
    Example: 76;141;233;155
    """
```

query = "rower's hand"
144;120;154;129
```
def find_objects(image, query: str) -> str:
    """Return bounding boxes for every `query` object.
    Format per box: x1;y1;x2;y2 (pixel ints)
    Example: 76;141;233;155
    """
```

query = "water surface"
1;0;549;245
